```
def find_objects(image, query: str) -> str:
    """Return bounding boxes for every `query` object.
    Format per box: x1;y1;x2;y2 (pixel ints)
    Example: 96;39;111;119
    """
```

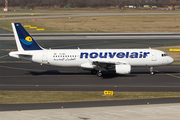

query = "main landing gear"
91;69;103;77
97;71;103;77
149;67;154;75
91;69;97;75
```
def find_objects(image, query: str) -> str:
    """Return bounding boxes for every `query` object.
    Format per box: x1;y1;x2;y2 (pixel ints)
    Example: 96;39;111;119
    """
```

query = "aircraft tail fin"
11;23;43;51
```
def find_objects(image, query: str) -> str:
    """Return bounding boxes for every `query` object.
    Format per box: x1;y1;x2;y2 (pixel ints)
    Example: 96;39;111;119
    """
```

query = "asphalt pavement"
0;34;180;118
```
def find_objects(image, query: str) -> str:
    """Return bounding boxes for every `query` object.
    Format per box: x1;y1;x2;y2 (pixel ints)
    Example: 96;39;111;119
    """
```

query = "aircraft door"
42;50;48;63
151;51;157;61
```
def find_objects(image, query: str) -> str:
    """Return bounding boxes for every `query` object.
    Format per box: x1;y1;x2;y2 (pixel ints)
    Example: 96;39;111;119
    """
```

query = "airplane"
9;23;174;77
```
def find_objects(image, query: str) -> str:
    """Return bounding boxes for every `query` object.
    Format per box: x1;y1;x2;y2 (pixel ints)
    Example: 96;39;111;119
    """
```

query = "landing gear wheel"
91;69;97;75
97;72;103;77
150;71;154;75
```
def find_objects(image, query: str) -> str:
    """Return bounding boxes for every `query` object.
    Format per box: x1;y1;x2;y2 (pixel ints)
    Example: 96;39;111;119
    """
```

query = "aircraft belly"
128;59;150;66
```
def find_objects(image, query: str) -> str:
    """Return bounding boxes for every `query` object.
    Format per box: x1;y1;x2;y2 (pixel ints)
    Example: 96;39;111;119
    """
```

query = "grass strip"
0;14;180;33
0;91;180;104
0;14;54;17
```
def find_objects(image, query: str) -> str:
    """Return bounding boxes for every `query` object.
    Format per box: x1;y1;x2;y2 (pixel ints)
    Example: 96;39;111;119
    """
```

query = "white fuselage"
9;48;174;68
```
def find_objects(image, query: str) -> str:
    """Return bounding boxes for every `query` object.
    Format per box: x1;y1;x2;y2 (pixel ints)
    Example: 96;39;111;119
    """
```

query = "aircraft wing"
92;61;116;65
91;60;116;70
91;59;129;65
90;59;129;70
81;59;118;69
91;59;131;74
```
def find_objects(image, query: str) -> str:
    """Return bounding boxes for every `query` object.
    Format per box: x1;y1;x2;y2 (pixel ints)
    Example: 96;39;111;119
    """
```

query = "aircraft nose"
168;57;174;64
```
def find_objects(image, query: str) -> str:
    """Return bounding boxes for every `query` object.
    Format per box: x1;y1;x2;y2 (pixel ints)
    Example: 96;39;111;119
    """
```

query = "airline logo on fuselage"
80;52;150;59
20;36;33;45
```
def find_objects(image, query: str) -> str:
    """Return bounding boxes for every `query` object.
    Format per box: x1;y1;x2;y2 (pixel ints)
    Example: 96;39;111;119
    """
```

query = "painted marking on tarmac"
155;70;180;79
0;75;93;77
0;73;178;78
0;64;83;73
0;65;44;72
0;59;179;78
0;64;176;77
0;64;89;77
165;73;180;79
0;61;32;63
1;84;179;87
169;49;180;52
0;54;8;59
0;74;171;78
172;62;180;65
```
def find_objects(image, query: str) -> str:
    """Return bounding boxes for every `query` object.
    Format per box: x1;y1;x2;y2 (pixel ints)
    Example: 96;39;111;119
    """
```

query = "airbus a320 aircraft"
9;23;174;77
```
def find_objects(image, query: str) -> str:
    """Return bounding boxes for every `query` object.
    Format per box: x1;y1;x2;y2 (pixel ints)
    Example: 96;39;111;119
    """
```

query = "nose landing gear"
149;67;154;75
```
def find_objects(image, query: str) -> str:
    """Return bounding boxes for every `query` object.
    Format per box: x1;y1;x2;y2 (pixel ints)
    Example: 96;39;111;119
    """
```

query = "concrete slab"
0;103;180;120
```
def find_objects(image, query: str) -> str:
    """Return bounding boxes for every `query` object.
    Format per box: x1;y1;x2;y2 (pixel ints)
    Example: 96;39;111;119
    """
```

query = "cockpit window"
162;54;168;57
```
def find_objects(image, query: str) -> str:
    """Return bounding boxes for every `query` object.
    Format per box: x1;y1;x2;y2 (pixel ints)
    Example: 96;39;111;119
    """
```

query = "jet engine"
115;63;131;74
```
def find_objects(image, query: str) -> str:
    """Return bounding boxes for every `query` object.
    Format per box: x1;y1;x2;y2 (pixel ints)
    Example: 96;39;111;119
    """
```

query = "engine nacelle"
115;63;131;74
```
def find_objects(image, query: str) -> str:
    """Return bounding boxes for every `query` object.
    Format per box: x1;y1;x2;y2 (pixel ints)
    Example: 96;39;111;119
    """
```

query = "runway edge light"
103;90;114;96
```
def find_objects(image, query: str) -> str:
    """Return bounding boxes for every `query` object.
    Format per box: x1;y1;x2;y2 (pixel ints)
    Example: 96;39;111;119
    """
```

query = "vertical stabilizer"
11;23;43;51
